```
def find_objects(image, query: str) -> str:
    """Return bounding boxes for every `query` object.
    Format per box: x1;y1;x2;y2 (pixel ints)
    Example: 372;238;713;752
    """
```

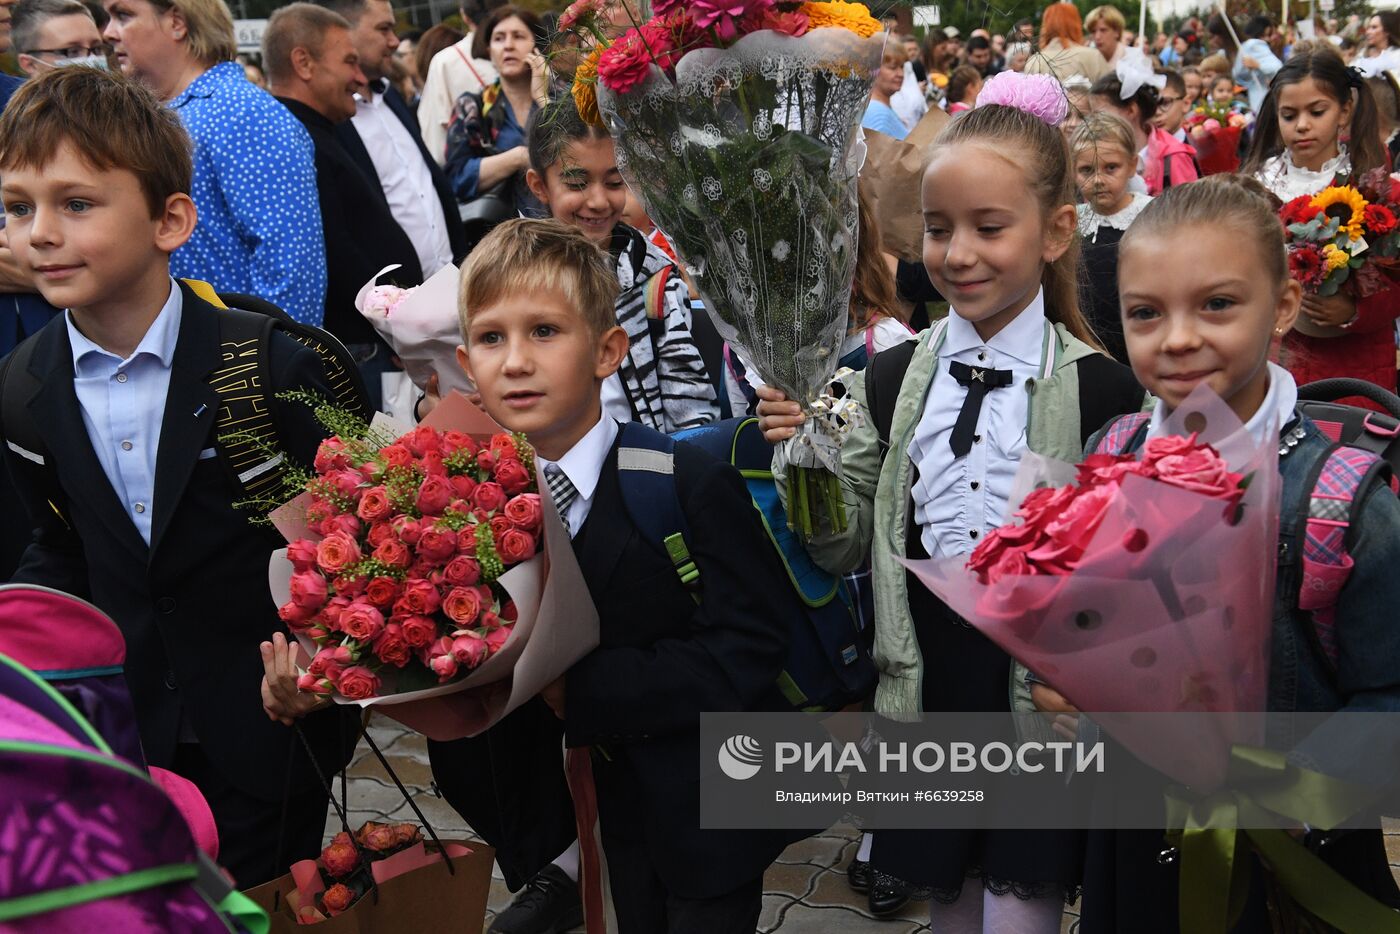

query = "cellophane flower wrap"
588;0;885;534
267;393;598;740
902;387;1280;791
1280;168;1400;298
1182;101;1250;176
355;262;476;400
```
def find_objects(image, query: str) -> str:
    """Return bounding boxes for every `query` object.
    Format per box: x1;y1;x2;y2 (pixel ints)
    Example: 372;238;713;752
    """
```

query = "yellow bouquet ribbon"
1165;745;1400;933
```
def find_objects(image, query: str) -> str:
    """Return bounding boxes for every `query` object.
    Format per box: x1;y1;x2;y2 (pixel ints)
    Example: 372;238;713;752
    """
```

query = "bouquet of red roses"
291;822;424;922
267;393;598;739
1280;168;1400;298
903;387;1280;790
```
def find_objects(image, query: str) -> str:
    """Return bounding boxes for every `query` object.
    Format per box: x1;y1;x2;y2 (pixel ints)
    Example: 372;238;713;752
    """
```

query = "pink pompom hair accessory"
974;72;1070;127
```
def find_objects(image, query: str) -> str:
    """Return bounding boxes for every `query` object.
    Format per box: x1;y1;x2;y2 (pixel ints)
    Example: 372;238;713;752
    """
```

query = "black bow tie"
368;77;389;96
948;360;1014;458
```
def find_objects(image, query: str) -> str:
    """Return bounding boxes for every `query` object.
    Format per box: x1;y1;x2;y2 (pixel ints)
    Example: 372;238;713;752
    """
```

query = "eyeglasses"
1159;95;1185;106
24;43;112;59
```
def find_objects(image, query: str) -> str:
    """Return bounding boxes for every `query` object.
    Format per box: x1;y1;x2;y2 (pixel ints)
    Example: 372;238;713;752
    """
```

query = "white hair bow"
1116;47;1166;100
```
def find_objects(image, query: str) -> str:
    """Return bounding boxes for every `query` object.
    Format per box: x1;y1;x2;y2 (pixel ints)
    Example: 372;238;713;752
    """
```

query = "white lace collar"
1256;147;1350;203
1077;193;1153;240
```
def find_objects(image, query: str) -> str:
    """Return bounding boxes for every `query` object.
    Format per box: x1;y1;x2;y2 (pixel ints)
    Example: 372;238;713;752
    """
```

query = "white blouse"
1076;192;1154;242
1255;147;1350;203
907;292;1049;559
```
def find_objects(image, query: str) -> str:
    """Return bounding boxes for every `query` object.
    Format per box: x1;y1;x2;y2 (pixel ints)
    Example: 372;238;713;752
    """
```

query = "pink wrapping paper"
902;387;1279;791
268;392;600;741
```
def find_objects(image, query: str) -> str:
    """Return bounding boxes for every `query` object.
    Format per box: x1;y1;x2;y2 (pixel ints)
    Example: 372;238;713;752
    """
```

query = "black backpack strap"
1075;352;1148;448
208;308;288;502
865;336;918;450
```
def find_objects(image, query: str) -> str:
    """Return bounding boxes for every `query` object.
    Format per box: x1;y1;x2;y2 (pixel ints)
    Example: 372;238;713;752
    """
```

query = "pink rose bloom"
442;586;483;627
365;576;400;607
316;531;362;574
400;614;439;648
289;570;329;610
986;548;1033;585
430;653;459;682
366;521;396;548
1153;450;1241;499
494;459;532;496
442;555;482;586
340;602;386;643
691;0;770;40
401;425;443;458
372;623;412;668
457;524;478;554
504;494;543;533
373;538;412;569
357;486;393;522
326;469;363;500
471;481;508;513
313;437;350;473
451;632;488;668
336;666;382;700
497;528;537;564
297;672;333;695
278;601;316;629
416;527;458;563
1043;485;1117;559
417;475;454;516
449;475;478;501
381;444;413;468
392;516;423;545
286;539;319;571
485;624;512;656
394;578;442;616
323;513;362;539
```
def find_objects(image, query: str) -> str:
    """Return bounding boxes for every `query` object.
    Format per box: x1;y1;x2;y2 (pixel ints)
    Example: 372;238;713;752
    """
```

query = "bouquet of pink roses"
903;387;1280;790
268;393;598;739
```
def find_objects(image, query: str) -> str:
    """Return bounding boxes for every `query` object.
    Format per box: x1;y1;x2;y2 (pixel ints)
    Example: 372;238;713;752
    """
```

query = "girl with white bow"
1089;47;1201;196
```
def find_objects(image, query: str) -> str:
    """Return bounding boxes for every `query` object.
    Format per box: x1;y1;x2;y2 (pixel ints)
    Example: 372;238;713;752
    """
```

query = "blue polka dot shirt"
168;62;327;325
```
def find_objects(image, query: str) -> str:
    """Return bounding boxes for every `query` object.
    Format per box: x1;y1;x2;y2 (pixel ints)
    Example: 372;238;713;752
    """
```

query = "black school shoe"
868;879;911;918
488;864;584;934
847;857;873;894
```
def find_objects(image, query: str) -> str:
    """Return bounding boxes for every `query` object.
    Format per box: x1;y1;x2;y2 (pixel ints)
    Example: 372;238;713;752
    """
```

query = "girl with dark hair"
945;64;982;114
443;4;547;218
1090;68;1200;194
757;78;1146;934
1245;47;1400;403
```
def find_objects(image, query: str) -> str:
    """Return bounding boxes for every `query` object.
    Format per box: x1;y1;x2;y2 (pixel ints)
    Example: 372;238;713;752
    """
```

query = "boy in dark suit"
0;69;358;887
451;217;797;933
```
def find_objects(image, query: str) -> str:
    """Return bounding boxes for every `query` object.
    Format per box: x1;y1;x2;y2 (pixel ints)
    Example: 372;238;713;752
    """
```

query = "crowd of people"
3;0;1400;932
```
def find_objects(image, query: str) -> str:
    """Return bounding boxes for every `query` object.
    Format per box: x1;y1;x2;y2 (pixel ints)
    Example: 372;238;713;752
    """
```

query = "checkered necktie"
544;463;579;518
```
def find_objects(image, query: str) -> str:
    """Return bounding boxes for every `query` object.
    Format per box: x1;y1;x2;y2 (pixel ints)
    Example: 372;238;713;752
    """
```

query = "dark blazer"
279;96;424;347
564;431;801;899
2;282;360;800
427;429;805;898
335;83;469;264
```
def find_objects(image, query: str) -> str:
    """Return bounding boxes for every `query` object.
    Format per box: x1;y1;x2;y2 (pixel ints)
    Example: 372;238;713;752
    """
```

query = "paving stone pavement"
329;717;1398;933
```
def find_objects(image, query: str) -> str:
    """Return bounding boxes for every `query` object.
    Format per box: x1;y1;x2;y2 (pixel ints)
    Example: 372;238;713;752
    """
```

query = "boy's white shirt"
535;412;618;538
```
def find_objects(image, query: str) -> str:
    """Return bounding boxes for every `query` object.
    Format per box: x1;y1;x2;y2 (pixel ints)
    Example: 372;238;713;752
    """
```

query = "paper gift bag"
244;840;494;932
860;107;950;263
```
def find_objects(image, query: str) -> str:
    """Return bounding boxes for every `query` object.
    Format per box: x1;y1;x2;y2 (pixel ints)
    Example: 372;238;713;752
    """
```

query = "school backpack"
0;280;370;524
0;639;266;931
1093;377;1400;678
615;418;878;712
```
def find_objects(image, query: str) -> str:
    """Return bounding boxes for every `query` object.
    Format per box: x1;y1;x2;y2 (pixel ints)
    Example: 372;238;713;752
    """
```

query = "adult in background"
964;34;997;77
413;21;461;97
1086;5;1126;69
1356;12;1400;78
1233;14;1282;113
418;0;501;164
12;0;104;76
264;3;425;411
444;4;546;223
1024;2;1109;84
968;27;1002;73
101;0;327;324
0;0;20;107
860;43;908;139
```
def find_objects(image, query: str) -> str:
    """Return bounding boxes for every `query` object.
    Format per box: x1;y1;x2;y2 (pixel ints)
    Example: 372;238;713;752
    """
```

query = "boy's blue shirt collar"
65;277;182;374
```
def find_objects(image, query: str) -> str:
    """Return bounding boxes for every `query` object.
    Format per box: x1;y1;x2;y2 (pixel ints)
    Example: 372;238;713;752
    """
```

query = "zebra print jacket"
609;225;719;433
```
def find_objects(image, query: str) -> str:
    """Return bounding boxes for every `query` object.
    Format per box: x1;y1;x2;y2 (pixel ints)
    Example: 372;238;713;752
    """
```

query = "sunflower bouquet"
560;0;885;534
1280;169;1400;298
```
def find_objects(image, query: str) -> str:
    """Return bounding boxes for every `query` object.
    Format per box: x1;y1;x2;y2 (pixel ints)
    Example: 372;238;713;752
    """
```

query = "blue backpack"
616;418;878;712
